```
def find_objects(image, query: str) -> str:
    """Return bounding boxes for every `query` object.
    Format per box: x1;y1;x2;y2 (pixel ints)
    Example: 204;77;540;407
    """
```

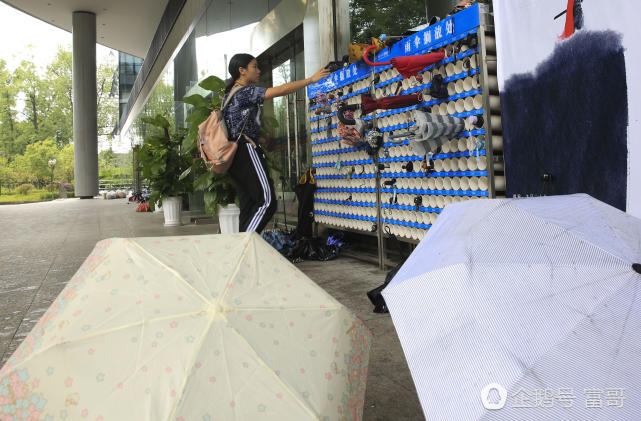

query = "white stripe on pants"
246;143;272;232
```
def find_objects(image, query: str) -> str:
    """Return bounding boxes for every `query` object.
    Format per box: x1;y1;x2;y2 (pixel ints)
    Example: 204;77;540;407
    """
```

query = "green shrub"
18;184;34;195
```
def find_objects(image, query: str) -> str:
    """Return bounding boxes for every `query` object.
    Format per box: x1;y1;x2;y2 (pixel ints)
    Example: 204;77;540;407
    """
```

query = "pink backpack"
197;86;251;173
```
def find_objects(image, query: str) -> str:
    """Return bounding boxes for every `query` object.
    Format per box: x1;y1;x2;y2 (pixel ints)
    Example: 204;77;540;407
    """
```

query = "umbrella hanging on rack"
362;45;445;79
337;94;422;122
382;194;641;420
390;110;465;155
361;94;421;115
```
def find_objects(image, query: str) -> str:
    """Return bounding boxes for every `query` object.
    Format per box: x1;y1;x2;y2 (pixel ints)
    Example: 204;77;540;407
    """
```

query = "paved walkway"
0;198;423;420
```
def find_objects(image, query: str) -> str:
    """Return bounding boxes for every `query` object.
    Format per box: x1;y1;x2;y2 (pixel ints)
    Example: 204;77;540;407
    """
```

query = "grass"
0;188;59;204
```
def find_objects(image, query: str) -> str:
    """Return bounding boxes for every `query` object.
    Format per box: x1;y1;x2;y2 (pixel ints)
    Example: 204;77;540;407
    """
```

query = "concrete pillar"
304;0;351;79
72;11;98;198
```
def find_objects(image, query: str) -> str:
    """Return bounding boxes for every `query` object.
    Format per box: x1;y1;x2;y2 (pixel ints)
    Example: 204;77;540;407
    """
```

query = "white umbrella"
382;194;641;420
0;232;372;421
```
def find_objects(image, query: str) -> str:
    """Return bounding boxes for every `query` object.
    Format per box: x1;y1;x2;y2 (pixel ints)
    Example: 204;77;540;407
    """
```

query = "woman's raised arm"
264;66;330;100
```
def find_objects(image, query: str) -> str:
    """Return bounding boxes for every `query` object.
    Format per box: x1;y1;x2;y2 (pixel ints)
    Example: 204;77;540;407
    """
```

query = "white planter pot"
154;200;163;213
162;196;182;227
218;203;240;233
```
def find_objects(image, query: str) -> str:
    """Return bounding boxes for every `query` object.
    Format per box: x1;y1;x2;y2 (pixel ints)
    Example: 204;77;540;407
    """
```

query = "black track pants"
228;140;277;233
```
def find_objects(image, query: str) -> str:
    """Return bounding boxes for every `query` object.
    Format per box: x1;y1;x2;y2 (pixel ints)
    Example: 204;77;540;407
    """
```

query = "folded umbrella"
338;120;369;147
391;110;465;156
383;194;641;420
361;94;421;115
363;45;445;78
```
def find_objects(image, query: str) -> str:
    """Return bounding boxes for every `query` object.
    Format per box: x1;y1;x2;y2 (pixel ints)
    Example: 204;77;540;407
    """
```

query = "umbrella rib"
129;239;211;305
590;201;640;261
4;311;206;371
227;306;343;312
506;202;630;265
498;266;632;307
606;278;639;380
490;275;639;396
221;313;320;420
216;239;251;306
166;313;217;421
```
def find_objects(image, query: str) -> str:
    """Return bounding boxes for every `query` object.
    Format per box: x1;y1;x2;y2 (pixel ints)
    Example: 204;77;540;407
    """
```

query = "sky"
0;2;129;152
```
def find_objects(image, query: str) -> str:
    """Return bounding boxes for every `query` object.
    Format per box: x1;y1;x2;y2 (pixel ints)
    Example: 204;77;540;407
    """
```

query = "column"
72;11;98;198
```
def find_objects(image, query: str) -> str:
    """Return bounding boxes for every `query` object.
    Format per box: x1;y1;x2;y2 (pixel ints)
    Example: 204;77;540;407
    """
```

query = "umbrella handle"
337;103;361;125
363;45;391;67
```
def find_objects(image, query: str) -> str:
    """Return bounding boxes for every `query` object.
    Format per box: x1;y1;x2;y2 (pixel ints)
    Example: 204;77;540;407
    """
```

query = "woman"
222;53;330;233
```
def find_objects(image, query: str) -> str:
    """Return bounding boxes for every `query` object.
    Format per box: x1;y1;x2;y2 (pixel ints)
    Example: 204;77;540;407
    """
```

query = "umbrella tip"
633;263;641;274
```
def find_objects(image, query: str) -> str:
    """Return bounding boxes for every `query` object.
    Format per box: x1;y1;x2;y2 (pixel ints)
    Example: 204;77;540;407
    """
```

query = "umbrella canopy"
0;232;372;421
361;94;421;115
382;194;641;420
363;45;445;78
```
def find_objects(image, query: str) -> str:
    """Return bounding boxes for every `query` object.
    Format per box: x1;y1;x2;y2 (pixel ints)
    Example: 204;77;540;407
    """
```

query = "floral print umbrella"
0;232;371;421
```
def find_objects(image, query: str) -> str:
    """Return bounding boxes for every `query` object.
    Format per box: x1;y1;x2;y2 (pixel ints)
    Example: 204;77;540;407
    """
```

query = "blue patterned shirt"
222;85;267;143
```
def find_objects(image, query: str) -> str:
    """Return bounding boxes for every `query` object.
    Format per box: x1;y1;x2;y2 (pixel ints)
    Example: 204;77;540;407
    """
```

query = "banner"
494;0;641;217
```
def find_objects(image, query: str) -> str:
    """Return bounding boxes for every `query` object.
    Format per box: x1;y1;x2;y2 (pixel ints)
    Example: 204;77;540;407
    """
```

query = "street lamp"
48;158;57;201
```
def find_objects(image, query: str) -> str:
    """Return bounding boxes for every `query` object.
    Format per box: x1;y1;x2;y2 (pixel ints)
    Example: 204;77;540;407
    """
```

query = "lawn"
0;189;58;204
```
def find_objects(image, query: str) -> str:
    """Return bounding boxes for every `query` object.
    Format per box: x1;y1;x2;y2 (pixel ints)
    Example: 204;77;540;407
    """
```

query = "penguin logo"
481;383;508;410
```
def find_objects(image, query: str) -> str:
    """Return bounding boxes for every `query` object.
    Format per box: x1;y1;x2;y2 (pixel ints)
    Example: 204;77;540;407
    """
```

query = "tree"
131;79;174;144
14;58;48;138
349;0;430;44
97;56;118;144
0;156;8;194
0;45;122;190
9;154;31;185
43;47;73;148
21;139;59;186
98;148;116;168
0;60;18;158
57;143;74;183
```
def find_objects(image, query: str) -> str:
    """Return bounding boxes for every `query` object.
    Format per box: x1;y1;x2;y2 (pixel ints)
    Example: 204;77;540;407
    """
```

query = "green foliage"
349;0;430;44
180;75;238;214
203;175;237;215
132;80;175;144
0;45;118;188
137;115;192;210
21;139;59;184
0;156;8;192
18;183;33;195
99;166;132;180
57;144;74;183
98;147;132;182
198;76;226;93
0;188;51;203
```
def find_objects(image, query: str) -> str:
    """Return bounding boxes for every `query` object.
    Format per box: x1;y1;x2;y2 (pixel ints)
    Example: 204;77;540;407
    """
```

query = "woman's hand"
310;66;331;83
266;67;332;100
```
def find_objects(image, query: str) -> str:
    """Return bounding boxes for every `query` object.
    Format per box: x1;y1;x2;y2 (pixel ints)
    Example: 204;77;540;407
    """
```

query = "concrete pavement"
0;198;423;420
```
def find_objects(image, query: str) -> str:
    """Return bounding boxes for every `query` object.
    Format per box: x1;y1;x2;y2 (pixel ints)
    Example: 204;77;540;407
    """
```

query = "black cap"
633;263;641;274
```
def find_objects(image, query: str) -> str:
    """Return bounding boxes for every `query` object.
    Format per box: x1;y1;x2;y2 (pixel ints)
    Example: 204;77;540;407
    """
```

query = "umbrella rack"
307;4;504;269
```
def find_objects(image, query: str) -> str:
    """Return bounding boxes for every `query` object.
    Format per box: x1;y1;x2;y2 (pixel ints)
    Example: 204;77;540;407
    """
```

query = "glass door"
257;26;306;227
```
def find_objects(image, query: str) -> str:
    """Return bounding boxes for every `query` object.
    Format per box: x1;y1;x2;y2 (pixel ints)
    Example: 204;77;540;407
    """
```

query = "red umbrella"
363;45;445;78
361;94;421;115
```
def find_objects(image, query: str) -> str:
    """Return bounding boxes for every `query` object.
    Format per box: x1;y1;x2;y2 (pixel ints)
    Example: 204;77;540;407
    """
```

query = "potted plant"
179;75;279;233
137;114;192;226
179;76;240;232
